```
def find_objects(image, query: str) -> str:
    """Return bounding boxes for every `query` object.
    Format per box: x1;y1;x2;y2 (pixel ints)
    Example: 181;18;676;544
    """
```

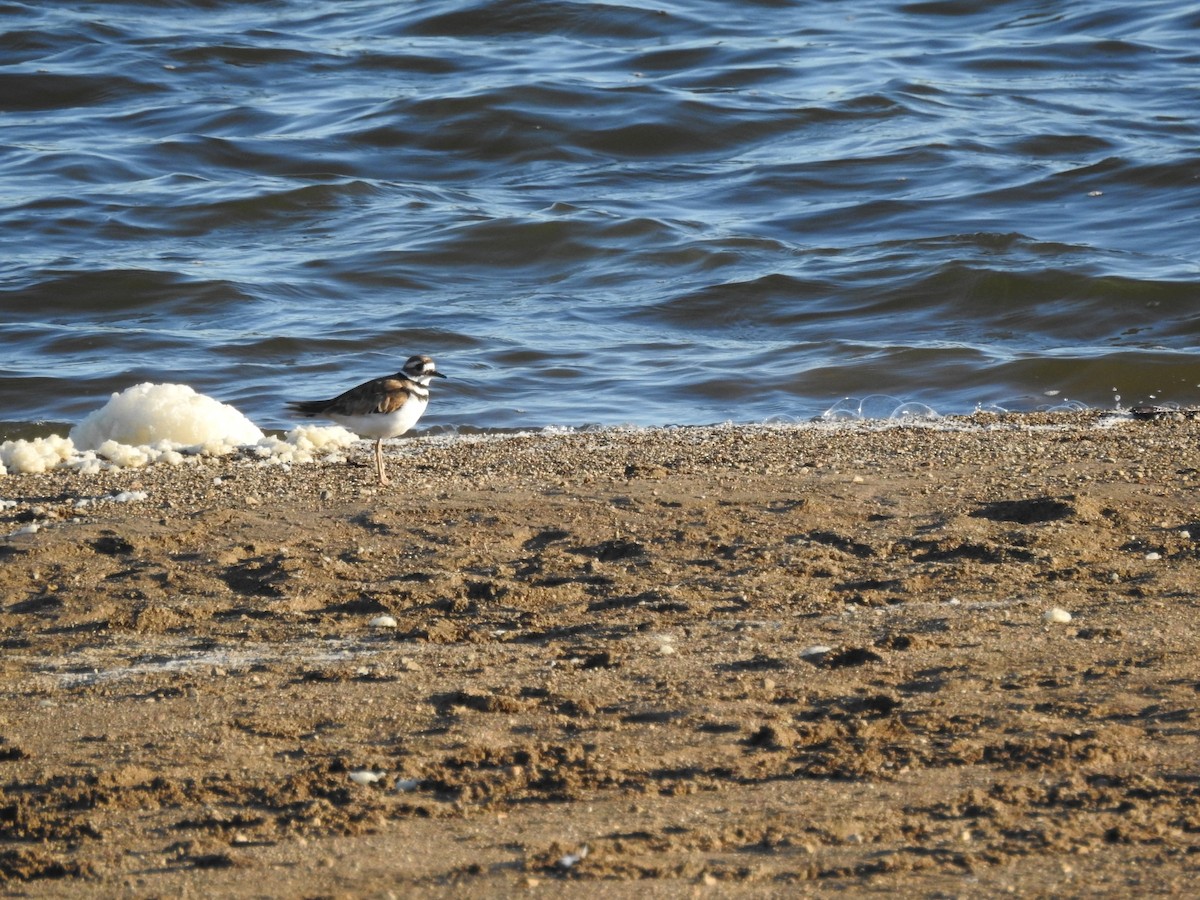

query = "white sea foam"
71;383;264;452
251;423;358;466
0;383;358;475
0;434;76;475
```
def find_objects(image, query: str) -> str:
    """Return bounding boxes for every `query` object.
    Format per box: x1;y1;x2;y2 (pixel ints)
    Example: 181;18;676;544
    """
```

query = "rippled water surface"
2;0;1198;434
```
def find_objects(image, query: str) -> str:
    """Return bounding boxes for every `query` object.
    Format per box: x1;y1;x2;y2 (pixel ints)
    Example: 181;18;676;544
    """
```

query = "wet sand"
1;412;1198;896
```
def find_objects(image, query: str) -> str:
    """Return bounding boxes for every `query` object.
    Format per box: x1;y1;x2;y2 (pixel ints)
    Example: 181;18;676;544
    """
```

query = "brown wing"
367;378;417;414
330;377;414;416
288;376;415;418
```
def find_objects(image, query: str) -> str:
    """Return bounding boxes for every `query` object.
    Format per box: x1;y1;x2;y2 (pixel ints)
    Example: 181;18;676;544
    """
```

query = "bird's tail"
285;399;331;417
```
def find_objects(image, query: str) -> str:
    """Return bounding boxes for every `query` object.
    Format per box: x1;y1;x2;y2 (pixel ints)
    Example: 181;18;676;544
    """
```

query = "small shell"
1043;607;1072;625
799;645;833;658
1144;552;1161;561
557;845;589;869
348;770;384;785
369;615;398;629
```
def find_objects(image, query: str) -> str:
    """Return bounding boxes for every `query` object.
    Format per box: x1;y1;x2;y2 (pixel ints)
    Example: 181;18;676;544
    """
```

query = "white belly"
328;395;428;440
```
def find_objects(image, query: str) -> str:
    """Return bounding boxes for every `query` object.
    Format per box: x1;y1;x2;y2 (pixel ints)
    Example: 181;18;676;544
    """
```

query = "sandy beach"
1;412;1198;896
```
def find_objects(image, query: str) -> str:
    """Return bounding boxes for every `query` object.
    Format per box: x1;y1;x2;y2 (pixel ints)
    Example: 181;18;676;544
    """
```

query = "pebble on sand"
799;645;833;658
1043;607;1073;624
557;845;589;869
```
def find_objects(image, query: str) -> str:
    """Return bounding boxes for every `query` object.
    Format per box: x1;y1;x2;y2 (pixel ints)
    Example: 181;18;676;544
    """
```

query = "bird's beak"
432;371;447;379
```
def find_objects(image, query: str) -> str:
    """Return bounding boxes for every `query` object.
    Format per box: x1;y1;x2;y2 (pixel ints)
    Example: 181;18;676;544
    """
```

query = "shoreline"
0;404;1155;475
2;411;1198;895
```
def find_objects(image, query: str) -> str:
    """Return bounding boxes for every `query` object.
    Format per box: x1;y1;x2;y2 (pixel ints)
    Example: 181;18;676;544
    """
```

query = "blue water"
2;0;1198;436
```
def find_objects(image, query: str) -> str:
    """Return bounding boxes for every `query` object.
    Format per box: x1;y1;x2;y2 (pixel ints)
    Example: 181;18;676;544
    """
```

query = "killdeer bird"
287;354;445;485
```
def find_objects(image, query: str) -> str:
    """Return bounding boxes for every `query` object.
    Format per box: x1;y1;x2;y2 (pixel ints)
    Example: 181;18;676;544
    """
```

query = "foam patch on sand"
0;434;77;475
71;383;265;452
251;423;358;466
0;384;359;476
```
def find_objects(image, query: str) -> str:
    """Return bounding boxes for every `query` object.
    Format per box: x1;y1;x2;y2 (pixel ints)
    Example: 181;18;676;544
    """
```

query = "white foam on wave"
0;383;358;476
820;395;942;422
